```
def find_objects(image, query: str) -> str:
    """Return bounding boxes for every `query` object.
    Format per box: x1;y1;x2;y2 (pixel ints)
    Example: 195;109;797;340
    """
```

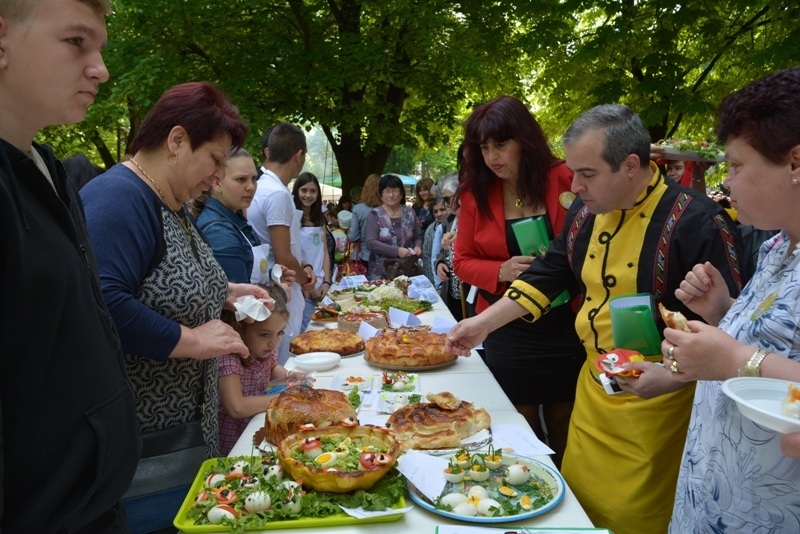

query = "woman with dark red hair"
454;95;585;467
665;65;800;531
81;82;270;532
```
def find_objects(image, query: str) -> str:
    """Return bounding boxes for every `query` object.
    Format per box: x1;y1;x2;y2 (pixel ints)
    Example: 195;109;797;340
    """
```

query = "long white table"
190;293;595;532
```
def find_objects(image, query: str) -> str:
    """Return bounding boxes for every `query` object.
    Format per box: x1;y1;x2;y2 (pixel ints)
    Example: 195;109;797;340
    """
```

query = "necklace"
129;157;193;244
505;185;523;208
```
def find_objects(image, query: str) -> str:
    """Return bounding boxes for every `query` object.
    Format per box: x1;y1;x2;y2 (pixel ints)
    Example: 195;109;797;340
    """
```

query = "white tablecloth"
189;290;595;532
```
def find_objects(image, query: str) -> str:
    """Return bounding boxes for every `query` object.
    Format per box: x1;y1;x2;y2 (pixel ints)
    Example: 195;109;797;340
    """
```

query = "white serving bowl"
294;351;342;372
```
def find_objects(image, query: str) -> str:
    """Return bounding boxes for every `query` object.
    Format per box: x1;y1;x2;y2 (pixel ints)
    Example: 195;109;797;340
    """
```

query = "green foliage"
35;0;800;192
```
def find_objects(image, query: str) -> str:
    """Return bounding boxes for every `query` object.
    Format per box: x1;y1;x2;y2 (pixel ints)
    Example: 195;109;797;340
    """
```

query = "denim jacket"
197;197;261;283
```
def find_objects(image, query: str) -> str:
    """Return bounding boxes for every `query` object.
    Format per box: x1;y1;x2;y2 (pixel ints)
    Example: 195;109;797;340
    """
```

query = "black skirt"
483;303;585;405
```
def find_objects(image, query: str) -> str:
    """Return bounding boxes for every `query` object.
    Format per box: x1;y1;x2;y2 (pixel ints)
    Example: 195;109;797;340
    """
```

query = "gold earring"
167;153;178;166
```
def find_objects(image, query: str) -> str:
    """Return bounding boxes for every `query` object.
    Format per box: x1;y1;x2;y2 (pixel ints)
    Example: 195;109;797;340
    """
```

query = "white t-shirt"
247;170;304;340
299;225;325;289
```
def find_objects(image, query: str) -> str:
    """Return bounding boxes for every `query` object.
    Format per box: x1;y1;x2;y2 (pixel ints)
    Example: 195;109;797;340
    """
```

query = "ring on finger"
670;359;679;373
667;345;675;359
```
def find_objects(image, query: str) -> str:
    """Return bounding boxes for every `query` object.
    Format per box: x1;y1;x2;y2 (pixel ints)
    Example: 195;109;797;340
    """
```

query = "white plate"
722;377;800;434
377;391;424;413
407;452;565;523
331;374;374;393
662;146;725;163
293;351;341;372
377;372;420;392
309;320;340;329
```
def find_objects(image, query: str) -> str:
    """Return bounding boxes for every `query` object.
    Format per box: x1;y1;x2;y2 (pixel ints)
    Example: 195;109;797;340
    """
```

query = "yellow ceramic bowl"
278;424;400;493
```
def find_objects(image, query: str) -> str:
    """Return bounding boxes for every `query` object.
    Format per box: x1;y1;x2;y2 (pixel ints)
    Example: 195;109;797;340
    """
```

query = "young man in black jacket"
0;1;141;531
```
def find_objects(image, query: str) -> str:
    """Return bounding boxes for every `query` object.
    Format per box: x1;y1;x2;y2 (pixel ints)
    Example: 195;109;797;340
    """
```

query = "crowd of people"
2;1;799;533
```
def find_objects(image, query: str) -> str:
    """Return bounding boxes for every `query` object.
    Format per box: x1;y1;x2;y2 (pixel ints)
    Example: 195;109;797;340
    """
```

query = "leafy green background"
40;0;800;193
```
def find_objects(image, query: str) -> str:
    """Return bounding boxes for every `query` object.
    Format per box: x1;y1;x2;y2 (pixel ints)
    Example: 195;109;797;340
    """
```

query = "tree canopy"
40;0;799;191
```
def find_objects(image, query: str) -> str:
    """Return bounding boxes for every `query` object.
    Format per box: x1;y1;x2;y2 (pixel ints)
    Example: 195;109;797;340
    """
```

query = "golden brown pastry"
277;424;399;493
386;399;491;452
365;327;458;368
426;391;461;410
256;385;357;445
289;329;365;356
658;303;692;333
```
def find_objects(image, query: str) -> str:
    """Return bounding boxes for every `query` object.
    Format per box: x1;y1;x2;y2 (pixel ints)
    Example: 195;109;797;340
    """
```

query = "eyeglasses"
442;195;454;205
382;189;402;196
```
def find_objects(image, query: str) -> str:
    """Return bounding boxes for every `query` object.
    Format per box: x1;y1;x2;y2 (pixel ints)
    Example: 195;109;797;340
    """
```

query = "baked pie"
365;326;458;368
255;385;357;445
289;329;365;356
386;391;491;452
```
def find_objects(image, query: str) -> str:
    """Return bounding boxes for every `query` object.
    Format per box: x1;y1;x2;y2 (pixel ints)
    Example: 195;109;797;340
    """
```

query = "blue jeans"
122;486;188;534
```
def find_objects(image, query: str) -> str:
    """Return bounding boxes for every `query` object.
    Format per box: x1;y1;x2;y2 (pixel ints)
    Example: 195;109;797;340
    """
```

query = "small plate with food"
377;391;424;413
331;374;374;393
379;371;420;392
722;377;800;434
310;304;341;324
328;287;356;300
407;451;564;523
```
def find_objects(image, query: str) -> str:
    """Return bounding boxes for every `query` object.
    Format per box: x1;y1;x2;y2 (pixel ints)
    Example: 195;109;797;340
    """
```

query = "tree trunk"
326;128;393;194
90;130;116;169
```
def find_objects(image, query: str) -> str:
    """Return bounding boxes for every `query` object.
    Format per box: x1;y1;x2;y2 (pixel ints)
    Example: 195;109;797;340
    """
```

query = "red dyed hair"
128;82;248;155
717;66;800;166
460;96;558;219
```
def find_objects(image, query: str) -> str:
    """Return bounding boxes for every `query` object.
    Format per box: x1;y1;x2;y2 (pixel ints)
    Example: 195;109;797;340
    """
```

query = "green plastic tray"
173;457;406;531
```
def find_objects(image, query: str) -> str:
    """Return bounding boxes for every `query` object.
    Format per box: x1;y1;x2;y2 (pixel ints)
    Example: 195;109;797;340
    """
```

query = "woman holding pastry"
656;67;800;530
453;95;585;467
80;82;270;531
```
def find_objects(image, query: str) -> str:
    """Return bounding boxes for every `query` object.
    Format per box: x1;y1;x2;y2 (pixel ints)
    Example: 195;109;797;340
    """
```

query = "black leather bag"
122;420;207;533
384;255;423;279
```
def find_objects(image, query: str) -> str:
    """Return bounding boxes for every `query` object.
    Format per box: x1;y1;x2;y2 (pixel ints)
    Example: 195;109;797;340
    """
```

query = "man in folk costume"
447;104;746;533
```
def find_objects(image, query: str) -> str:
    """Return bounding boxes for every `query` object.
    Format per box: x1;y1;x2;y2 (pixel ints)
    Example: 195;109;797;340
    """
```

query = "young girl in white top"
292;172;332;331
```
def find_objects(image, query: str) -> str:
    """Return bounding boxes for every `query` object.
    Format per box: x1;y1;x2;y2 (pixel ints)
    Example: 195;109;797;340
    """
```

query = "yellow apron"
561;361;694;534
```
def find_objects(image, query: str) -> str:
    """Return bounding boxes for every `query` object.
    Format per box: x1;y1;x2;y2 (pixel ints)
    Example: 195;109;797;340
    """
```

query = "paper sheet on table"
491;423;555;456
397;449;448;502
340;504;414;519
408;286;440;303
410;274;433;288
387;307;422;327
436;526;612;534
431;316;456;335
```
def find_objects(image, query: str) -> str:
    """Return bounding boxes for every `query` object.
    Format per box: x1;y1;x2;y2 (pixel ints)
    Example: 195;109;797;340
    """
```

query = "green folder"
609;293;662;356
511;217;569;308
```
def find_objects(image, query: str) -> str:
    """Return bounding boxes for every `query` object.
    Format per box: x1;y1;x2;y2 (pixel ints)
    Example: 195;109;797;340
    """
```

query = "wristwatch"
738;348;769;377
